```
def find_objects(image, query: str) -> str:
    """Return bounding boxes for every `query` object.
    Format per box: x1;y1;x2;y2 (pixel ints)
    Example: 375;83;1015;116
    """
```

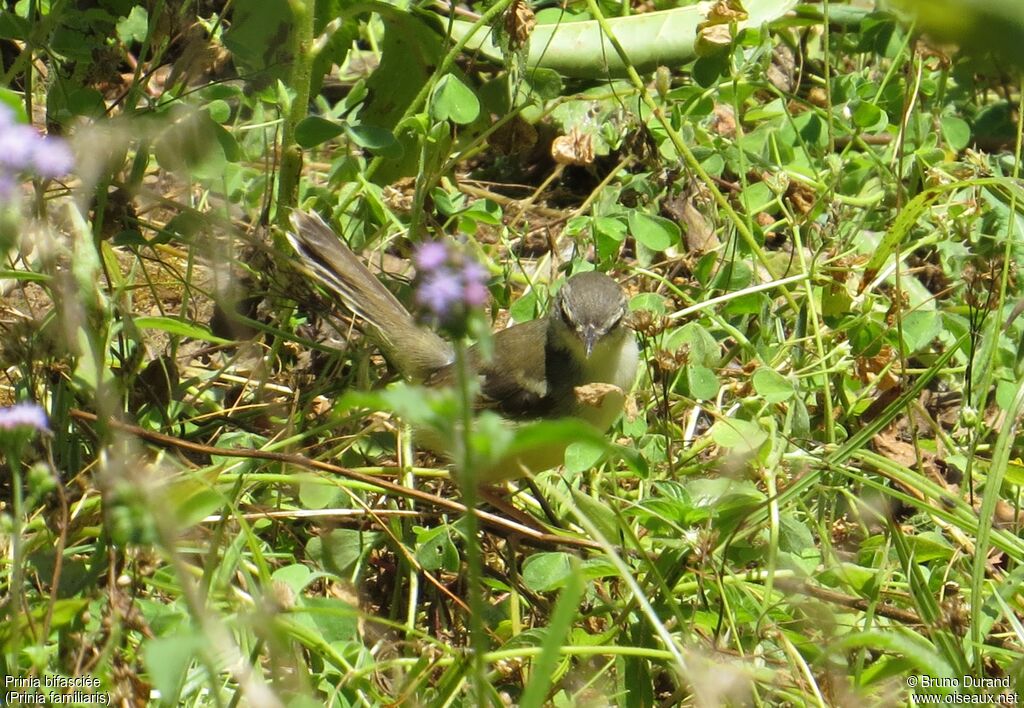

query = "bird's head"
551;271;629;358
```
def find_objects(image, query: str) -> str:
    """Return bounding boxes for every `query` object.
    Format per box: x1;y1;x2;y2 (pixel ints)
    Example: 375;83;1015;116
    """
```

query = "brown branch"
774;577;922;625
68;408;600;551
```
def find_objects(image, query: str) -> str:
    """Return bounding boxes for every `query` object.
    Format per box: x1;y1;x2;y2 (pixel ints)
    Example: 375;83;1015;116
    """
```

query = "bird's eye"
607;308;623;330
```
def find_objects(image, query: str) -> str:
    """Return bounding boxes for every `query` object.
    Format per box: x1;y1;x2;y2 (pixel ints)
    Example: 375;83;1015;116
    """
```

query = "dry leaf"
552;128;594;166
505;0;536;50
575;382;624;408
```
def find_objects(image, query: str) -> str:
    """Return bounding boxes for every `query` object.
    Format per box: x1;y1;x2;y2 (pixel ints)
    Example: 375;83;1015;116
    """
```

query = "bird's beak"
583;326;598;358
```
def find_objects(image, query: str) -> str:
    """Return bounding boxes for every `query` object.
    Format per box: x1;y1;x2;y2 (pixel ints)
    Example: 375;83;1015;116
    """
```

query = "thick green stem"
276;0;316;226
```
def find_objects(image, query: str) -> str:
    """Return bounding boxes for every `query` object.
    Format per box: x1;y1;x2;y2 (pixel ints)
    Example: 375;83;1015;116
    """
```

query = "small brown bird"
287;211;638;481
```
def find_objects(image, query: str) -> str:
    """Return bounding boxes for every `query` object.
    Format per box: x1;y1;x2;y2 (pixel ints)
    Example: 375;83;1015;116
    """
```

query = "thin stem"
453;342;489;704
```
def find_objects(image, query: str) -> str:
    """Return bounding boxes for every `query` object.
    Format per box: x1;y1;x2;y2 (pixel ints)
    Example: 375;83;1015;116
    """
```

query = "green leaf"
430;74;480;125
222;0;294;83
666;322;720;367
832;629;955;682
778;513;816;554
131;316;230;345
153;109;232;177
940;115;970;151
629;292;666;314
299;476;339;509
752;369;794;403
709;418;768;453
851;100;885;130
346;124;402;158
594;216;628;259
849;320;884;357
894;0;1024;71
901;311;942;353
564;440;605;472
116;6;149;44
340;384;455;437
295;116;345;148
522;552;573;592
686;478;766;516
363;13;443;131
307;529;379;577
271;563;313;594
524;67;564;101
862;186;943;286
817;562;880;595
509;289;539;322
627;212;680;251
415;525;459;572
172;487;223;529
0;11;30;40
686;365;720;401
209;431;267;471
722;292;765;316
506;418;608;458
144;633;205;705
739;181;774;213
206;99;231;124
571;488;620;542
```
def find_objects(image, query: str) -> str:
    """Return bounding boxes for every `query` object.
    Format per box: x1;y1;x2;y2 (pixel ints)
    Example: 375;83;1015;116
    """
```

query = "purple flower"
32;137;74;178
414;241;449;272
0;173;16;202
461;262;488;306
0;124;40;171
416;268;464;317
463;279;488;307
461;260;486;284
412;238;487;331
0;402;49;432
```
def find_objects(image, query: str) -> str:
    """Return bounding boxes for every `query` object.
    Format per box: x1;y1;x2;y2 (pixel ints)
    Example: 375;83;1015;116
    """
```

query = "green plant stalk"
2;437;27;671
887;516;969;678
968;78;1024;671
760;416;781;616
122;0;165;111
356;642;685;672
446;0;794;78
970;377;1024;666
400;424;421;633
452;342;488;704
779;629;826;706
821;0;834;154
789;222;836;445
581;0;800;316
276;0;316;225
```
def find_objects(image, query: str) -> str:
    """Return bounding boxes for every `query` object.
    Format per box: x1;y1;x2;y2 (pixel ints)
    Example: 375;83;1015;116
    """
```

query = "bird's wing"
426;319;578;420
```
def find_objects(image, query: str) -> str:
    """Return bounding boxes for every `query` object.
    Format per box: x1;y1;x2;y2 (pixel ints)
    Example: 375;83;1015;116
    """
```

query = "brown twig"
774;577;922;625
68;408;600;551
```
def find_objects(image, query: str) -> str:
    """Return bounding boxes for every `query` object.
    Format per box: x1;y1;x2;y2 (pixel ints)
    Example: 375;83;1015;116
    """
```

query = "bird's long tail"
287;211;453;381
